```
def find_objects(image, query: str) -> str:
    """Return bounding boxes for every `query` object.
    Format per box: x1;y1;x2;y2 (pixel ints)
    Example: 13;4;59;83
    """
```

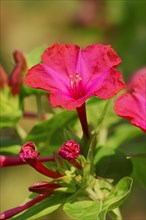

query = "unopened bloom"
8;50;27;96
114;67;146;133
24;43;124;110
59;140;82;169
59;140;80;160
29;181;61;194
19;142;63;178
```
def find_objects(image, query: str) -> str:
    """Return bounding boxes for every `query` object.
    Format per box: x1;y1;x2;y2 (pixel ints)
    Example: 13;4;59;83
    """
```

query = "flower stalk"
0;155;54;168
0;194;49;220
76;103;89;139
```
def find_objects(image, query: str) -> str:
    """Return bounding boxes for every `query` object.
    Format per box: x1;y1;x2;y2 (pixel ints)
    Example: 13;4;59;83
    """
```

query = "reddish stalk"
76;103;89;139
28;158;63;179
0;193;49;220
0;155;54;168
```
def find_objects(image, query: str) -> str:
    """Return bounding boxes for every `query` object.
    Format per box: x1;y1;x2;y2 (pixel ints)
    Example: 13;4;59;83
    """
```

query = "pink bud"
8;50;27;96
19;142;39;162
13;50;27;69
29;181;61;194
19;142;63;179
59;140;80;160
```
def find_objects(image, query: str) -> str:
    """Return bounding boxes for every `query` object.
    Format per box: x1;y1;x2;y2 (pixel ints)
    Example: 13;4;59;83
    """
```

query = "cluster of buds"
0;140;82;219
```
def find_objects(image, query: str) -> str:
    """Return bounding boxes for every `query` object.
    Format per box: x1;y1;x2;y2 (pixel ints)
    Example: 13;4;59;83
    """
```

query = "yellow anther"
75;73;79;78
69;75;73;78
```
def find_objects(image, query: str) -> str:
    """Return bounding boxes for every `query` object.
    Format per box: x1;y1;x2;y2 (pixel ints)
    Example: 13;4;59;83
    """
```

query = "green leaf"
106;124;143;149
24;110;77;155
12;192;67;220
26;45;47;68
63;200;102;220
94;147;133;183
98;177;133;220
131;156;146;188
0;88;22;128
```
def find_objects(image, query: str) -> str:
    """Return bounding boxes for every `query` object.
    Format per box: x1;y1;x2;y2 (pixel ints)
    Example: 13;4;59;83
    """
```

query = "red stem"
0;193;49;220
29;159;63;179
0;155;54;168
76;103;89;138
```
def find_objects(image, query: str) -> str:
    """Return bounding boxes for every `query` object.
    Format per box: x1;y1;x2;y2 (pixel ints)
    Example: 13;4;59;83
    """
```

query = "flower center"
69;73;83;99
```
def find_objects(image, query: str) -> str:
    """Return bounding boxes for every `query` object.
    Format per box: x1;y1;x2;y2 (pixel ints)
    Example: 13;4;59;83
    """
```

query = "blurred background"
0;0;146;219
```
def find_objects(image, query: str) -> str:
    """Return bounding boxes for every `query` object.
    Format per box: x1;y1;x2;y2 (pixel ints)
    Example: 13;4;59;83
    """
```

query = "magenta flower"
114;67;146;133
24;43;124;138
19;142;63;178
25;43;124;110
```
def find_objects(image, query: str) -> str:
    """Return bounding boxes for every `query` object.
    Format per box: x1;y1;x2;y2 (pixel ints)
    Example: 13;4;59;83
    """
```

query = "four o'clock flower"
114;67;146;133
19;142;63;178
24;43;125;138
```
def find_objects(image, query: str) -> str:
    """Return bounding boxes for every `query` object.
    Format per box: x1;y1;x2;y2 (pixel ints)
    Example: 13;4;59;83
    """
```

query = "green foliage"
98;177;133;220
0;88;22;128
26;45;47;68
12;192;67;220
131;156;146;188
24;110;77;155
63;200;101;220
94;147;133;183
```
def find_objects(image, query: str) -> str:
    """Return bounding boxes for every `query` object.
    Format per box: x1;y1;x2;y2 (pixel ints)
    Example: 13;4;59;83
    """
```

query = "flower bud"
29;181;61;194
19;142;39;162
19;142;63;178
59;140;80;160
8;50;27;96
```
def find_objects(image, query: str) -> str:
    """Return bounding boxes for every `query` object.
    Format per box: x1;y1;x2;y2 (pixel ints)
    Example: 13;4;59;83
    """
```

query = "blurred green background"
0;0;145;219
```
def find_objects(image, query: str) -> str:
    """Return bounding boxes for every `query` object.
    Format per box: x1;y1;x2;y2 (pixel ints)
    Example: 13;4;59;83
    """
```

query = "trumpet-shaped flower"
114;67;146;133
24;43;124;110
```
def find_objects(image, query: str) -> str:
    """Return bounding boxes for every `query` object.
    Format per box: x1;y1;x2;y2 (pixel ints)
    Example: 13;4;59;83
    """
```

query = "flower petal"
42;43;80;76
24;64;69;93
81;44;122;79
93;68;125;99
50;91;91;110
114;93;146;133
127;67;146;97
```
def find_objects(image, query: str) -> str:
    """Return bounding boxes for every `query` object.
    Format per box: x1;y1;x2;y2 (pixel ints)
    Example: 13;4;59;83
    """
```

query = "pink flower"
24;43;124;110
114;67;146;133
19;142;63;178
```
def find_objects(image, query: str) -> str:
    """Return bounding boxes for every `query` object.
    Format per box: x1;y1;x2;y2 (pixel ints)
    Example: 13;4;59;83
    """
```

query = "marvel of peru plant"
0;43;145;220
